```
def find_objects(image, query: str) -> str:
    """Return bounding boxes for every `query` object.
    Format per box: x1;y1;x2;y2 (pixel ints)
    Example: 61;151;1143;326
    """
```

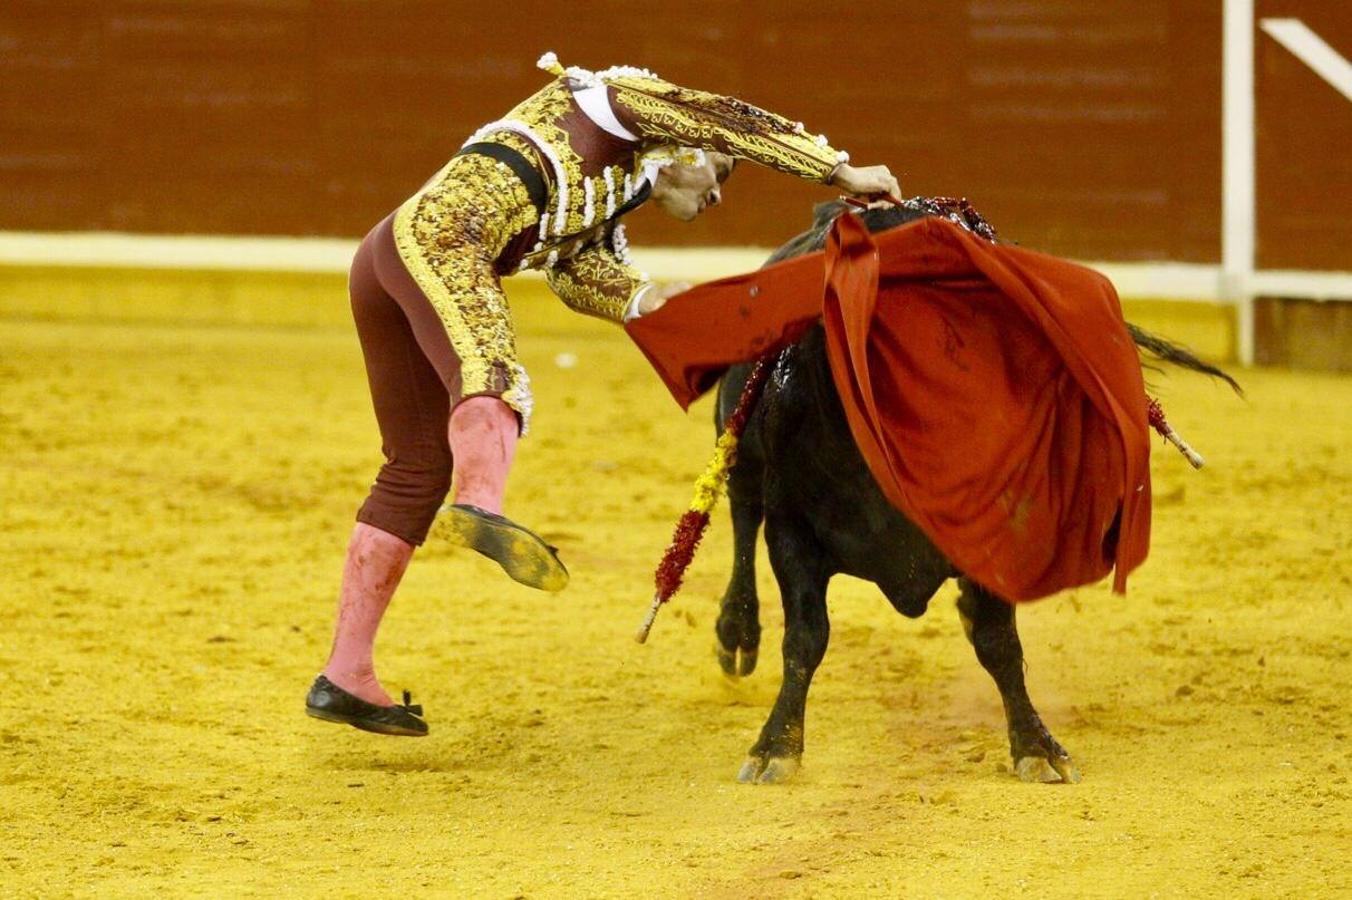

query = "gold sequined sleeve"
606;76;844;182
545;243;648;324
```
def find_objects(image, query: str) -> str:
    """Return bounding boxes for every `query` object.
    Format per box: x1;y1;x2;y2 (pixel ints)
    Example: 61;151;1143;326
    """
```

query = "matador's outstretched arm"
605;74;848;183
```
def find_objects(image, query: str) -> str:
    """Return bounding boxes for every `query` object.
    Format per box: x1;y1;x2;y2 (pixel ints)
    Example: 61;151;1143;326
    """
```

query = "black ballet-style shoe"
305;675;428;737
438;503;570;592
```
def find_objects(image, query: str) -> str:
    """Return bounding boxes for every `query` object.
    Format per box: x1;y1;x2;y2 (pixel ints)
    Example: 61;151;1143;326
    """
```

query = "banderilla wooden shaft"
1163;426;1205;469
634;594;662;644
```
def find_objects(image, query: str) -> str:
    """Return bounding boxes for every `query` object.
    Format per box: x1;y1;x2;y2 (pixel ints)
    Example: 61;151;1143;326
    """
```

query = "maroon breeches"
349;214;465;545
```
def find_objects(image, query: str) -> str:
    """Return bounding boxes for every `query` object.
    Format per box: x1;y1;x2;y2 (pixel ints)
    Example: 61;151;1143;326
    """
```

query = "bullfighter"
306;52;900;736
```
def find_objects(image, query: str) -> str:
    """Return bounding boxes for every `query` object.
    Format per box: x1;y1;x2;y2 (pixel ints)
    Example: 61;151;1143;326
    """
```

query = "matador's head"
650;152;736;222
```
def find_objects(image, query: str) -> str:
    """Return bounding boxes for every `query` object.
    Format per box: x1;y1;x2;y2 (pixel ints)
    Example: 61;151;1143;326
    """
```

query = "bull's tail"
1128;323;1243;396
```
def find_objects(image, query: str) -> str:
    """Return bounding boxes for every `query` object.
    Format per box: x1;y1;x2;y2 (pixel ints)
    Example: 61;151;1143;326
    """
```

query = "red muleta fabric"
626;213;1152;602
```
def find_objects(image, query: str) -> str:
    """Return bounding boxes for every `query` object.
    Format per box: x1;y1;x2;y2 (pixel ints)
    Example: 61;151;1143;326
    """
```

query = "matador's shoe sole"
439;503;570;592
305;675;428;737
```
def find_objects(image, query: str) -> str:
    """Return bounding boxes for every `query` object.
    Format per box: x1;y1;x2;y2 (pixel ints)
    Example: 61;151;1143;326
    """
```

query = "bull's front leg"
957;577;1080;784
716;461;763;678
737;514;829;784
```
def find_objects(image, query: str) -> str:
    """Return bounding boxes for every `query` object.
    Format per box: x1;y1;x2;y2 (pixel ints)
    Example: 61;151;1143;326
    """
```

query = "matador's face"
651;152;736;222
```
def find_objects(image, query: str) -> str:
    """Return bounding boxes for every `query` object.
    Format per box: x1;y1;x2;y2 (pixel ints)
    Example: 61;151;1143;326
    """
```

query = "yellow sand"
1;301;1348;898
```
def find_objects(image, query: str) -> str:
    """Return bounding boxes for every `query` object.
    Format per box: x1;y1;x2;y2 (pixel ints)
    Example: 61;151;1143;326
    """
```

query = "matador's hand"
829;164;901;201
635;281;693;317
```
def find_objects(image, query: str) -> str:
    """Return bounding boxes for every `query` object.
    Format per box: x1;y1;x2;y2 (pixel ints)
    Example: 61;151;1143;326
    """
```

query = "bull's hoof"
716;642;758;679
715;602;760;679
736;754;800;784
1015;754;1081;784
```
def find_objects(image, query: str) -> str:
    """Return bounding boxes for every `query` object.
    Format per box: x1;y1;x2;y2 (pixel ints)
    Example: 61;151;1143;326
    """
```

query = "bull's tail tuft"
1128;323;1243;396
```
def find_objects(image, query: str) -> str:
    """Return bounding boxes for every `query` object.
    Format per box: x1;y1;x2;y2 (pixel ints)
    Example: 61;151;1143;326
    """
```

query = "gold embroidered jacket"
392;55;850;423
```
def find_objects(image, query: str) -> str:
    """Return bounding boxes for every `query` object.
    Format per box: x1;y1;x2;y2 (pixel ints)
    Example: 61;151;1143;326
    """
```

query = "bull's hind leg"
716;459;763;677
738;514;829;784
957;578;1080;784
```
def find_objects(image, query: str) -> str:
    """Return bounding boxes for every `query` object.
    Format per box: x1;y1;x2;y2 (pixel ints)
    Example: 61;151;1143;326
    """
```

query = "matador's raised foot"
438;504;569;592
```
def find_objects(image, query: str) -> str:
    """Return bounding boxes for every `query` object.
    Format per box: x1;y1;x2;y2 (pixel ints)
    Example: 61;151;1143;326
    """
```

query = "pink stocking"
448;396;518;514
322;523;414;706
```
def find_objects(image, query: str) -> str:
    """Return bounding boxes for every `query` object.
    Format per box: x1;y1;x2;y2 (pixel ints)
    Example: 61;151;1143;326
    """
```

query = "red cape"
626;214;1151;601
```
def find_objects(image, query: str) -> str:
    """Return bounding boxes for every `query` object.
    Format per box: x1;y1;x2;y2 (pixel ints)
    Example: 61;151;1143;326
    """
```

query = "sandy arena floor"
1;303;1348;898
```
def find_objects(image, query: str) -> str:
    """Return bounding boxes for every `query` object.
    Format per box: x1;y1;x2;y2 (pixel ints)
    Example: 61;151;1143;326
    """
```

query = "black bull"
711;202;1239;785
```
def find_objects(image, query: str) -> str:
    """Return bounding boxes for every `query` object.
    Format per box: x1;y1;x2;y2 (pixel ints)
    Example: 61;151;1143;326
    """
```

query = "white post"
1223;0;1257;365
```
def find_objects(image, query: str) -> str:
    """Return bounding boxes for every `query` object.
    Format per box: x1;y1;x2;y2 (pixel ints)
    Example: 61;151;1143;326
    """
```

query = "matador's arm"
545;238;652;324
605;75;848;183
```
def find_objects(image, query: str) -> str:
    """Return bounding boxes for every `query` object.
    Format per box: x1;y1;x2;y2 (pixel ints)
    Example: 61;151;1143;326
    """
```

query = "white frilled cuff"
624;283;655;323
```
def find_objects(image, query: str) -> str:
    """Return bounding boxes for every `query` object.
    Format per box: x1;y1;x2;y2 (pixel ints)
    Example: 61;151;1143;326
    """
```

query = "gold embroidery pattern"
392;153;537;421
497;86;593;237
388;68;846;426
545;241;647;322
606;76;842;182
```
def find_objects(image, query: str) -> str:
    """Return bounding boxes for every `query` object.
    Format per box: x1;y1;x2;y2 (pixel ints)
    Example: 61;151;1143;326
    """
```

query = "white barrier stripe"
1262;18;1352;102
1085;262;1226;302
1248;270;1352;300
0;231;1349;300
0;231;359;273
